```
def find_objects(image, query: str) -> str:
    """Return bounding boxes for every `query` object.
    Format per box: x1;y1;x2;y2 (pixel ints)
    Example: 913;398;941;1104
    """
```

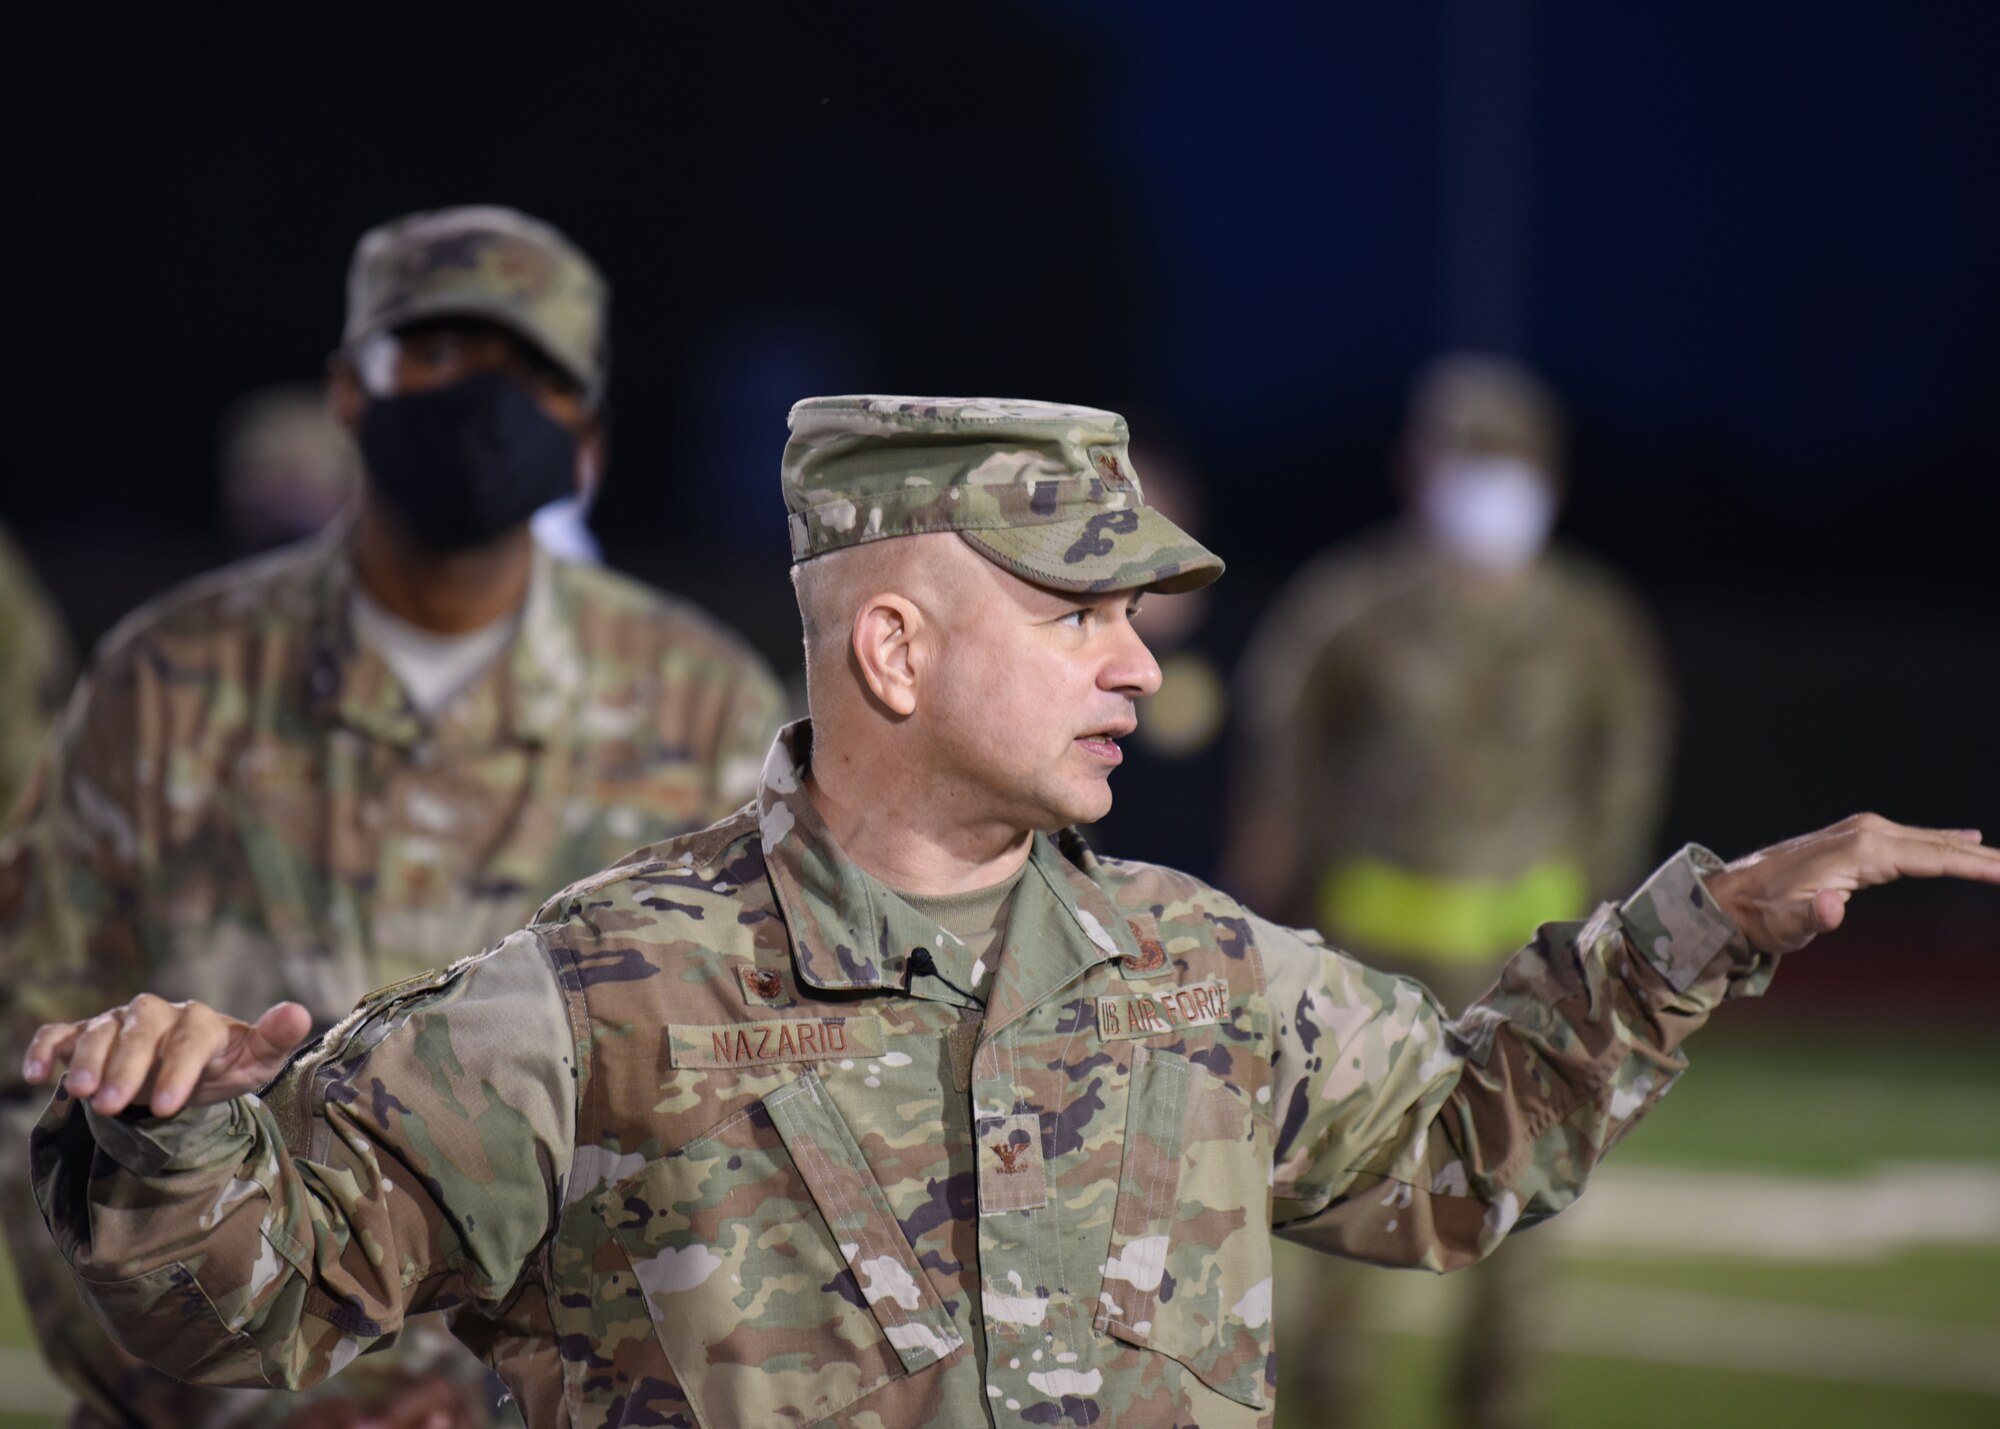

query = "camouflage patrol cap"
783;396;1224;595
343;205;609;401
1407;352;1565;467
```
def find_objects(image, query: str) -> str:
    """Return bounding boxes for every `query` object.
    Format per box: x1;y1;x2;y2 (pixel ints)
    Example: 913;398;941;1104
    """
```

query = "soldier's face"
348;318;593;437
921;552;1162;830
329;319;603;543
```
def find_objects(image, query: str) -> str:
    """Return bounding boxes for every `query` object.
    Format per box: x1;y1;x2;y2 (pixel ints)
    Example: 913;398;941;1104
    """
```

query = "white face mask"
1417;455;1556;575
531;449;602;564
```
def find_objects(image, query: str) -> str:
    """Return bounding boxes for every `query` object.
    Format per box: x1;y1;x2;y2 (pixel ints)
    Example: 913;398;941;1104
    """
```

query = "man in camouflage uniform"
0;522;75;1422
1227;354;1673;1426
0;207;785;1429
0;522;74;822
217;384;362;555
20;396;2000;1429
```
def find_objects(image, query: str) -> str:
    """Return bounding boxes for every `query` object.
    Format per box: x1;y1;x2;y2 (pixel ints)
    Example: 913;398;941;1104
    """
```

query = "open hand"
1706;814;2000;955
21;996;314;1118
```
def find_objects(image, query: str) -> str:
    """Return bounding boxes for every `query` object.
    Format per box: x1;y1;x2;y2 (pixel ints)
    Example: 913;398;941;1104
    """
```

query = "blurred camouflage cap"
784;396;1224;595
343;205;609;400
1407;352;1565;467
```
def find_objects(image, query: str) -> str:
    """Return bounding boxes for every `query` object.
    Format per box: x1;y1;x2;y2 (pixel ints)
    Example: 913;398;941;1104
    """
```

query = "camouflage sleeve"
27;929;576;1392
1267;844;1773;1269
703;657;789;821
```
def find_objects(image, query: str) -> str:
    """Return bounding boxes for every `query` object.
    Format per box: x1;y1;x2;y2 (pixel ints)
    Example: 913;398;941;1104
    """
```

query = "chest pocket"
1095;1045;1274;1410
596;1069;962;1428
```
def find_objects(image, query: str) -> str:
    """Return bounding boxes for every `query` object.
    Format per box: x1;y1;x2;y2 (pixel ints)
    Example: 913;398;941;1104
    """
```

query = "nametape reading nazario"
668;1016;885;1068
1096;980;1231;1040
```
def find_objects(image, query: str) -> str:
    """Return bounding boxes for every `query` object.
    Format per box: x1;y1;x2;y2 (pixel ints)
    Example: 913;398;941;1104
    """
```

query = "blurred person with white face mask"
1227;352;1674;1429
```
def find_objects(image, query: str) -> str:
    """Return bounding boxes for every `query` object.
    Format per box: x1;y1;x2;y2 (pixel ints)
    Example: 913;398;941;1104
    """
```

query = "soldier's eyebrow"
1010;581;1086;617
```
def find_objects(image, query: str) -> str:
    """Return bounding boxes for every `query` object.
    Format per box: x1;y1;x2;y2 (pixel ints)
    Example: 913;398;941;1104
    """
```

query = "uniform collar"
757;720;1144;1004
303;519;582;749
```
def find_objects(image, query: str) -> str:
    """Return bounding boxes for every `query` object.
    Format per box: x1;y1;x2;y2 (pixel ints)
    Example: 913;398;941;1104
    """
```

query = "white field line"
1357;1276;2000;1398
1338;1160;2000;1396
1556;1160;2000;1261
1550;1284;2000;1398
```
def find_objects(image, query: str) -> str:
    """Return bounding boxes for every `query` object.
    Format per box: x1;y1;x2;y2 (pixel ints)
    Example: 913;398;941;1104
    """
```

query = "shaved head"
792;534;971;712
790;533;1161;855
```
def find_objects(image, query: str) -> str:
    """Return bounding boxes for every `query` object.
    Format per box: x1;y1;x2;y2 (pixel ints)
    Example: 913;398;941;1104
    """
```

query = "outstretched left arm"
1268;814;1999;1270
1705;814;2000;953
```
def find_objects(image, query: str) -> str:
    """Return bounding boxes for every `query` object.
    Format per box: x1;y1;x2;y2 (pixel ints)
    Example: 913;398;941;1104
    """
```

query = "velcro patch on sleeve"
668;1016;884;1068
1097;980;1230;1041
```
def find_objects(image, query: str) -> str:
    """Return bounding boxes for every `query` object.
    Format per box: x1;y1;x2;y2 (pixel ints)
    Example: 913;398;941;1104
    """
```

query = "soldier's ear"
851;594;922;719
325;357;365;435
575;427;606;499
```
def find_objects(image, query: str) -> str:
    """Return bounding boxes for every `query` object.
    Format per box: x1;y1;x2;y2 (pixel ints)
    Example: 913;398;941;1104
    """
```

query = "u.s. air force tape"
1096;980;1229;1040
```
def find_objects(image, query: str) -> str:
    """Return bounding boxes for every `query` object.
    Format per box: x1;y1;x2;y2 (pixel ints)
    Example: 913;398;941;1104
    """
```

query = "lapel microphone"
908;947;987;1008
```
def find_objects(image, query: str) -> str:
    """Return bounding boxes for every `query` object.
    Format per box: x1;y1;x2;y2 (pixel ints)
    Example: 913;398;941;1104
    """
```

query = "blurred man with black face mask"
1227;353;1674;1429
0;205;785;1429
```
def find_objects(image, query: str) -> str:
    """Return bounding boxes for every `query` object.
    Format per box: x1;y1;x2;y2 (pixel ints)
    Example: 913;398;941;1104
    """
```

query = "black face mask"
358;371;579;552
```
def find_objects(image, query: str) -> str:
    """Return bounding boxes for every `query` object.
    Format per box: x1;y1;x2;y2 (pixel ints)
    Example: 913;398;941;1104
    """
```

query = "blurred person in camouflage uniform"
0;206;786;1429
218;385;362;554
0;523;75;822
217;379;598;564
21;394;1999;1429
1227;353;1674;1428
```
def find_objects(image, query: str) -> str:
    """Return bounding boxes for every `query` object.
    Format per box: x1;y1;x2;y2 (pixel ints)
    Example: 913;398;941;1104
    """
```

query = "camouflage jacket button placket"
972;1030;1054;1416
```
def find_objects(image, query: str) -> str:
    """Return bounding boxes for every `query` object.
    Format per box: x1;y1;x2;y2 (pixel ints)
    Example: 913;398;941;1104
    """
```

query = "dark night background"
6;1;1995;1013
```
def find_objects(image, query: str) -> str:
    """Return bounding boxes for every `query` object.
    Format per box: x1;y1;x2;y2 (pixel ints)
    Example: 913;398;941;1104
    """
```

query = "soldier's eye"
1058;609;1089;629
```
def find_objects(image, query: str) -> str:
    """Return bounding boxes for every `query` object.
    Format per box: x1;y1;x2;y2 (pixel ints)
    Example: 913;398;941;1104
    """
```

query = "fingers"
1862;826;2000;887
1786;820;2000;893
90;995;179;1115
92;996;235;1117
21;1020;87;1084
250;1002;314;1059
148;1006;239;1117
1761;815;1979;862
20;997;253;1117
1717;816;1999;958
62;1011;130;1100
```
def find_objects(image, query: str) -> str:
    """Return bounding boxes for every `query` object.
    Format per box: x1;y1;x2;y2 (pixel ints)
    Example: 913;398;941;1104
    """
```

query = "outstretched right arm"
22;929;575;1391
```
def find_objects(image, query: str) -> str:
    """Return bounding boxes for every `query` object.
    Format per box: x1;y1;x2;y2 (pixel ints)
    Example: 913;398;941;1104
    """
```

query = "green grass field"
4;1026;1994;1427
1355;1335;2000;1429
1274;1024;2000;1428
0;1233;65;1429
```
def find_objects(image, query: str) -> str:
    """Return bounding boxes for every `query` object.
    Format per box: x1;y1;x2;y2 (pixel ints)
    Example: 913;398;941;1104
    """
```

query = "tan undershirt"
899;863;1027;997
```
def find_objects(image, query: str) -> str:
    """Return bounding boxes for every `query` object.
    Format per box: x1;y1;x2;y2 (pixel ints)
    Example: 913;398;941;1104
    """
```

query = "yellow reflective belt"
1317;855;1588;965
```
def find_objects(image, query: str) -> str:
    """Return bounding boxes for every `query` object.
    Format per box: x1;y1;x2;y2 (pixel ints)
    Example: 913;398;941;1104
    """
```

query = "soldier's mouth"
1075;724;1133;763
